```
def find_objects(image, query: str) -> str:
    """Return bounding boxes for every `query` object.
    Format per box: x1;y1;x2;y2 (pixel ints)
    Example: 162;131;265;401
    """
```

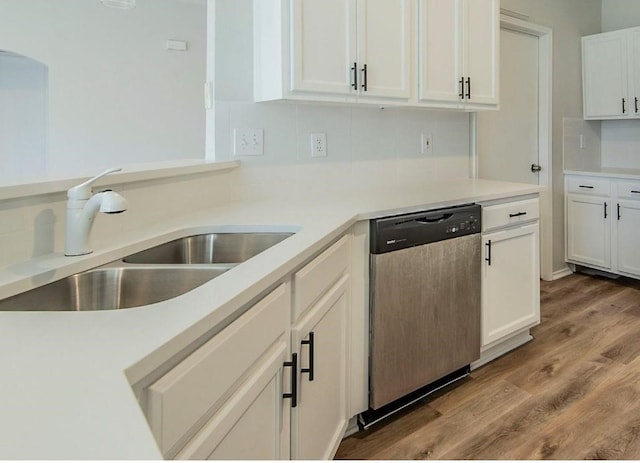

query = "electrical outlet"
421;133;433;155
233;128;264;156
311;133;327;157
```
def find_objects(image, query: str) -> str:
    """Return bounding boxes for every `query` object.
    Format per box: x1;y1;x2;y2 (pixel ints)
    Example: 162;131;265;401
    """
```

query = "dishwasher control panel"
370;204;481;254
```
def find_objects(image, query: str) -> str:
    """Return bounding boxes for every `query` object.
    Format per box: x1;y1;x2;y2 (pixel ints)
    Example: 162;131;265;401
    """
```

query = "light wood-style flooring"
336;272;640;460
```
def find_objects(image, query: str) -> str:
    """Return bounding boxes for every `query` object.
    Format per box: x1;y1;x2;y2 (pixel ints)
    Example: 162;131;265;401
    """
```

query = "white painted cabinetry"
255;0;411;103
476;197;540;365
146;284;291;460
254;0;499;109
291;236;350;460
566;174;640;279
143;235;355;460
582;27;640;119
418;0;500;109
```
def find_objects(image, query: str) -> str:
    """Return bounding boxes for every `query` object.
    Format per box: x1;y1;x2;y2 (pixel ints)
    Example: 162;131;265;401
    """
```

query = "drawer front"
294;235;349;321
617;181;640;200
566;176;611;196
483;198;540;232
147;283;290;457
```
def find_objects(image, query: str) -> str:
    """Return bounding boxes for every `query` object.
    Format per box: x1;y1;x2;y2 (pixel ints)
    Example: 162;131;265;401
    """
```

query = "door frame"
471;15;553;281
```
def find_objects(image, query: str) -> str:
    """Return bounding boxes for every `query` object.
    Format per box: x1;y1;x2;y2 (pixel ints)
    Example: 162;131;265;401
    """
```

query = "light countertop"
0;178;543;459
565;167;640;179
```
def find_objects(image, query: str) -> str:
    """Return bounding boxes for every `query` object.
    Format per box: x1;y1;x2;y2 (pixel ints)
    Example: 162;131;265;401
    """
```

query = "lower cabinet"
291;275;349;460
478;196;540;360
482;223;540;346
617;199;640;275
143;234;353;460
566;193;611;269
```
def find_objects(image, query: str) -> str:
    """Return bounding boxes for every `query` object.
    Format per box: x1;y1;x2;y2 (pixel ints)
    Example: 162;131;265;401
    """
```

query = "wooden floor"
336;272;640;460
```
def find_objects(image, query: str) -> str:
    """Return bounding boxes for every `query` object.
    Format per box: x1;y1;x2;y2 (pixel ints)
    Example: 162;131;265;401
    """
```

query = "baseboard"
471;330;533;370
551;266;573;280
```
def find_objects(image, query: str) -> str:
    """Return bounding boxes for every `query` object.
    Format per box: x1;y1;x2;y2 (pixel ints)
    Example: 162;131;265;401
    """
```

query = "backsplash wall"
214;0;472;187
601;120;640;169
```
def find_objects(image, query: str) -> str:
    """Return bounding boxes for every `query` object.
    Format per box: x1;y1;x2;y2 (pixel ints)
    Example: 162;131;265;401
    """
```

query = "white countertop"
565;167;640;180
0;178;542;459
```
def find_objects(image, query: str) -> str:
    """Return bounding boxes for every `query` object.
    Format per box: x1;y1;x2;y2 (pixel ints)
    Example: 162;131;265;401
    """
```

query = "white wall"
600;0;640;168
0;0;206;181
214;0;472;190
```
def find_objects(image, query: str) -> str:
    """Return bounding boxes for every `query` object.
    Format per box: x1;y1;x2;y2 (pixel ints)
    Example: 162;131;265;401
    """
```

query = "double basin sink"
0;232;294;311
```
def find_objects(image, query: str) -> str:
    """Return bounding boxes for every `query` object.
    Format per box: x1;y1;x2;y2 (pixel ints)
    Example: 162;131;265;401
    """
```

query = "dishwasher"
362;204;481;428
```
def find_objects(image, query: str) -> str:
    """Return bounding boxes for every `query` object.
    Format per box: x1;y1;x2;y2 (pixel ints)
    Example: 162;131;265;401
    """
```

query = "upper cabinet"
582;27;640;119
254;0;499;110
418;0;500;109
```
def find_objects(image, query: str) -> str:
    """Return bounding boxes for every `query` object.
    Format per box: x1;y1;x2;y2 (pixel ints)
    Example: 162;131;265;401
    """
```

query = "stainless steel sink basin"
123;232;294;265
0;266;228;311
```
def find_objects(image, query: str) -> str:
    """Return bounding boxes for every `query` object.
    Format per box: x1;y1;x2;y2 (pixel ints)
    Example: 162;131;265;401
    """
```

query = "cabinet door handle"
466;77;471;100
351;62;358;90
282;353;298;408
623;98;627;114
361;63;368;91
485;240;492;266
509;211;527;218
459;77;464;99
636;97;639;113
578;185;594;189
618;203;621;221
301;332;315;381
604;202;608;219
631;190;640;194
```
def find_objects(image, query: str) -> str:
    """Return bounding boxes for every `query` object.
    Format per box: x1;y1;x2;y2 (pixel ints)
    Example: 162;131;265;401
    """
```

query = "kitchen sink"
0;266;229;311
123;232;294;265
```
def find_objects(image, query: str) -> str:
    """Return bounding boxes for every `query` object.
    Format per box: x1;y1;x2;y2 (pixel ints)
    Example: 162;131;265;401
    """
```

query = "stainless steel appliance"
364;204;481;426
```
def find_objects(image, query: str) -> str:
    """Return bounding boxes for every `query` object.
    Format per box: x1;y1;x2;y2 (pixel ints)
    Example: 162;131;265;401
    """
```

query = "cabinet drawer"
566;176;611;196
146;284;290;457
617;181;640;200
294;235;349;321
483;198;539;232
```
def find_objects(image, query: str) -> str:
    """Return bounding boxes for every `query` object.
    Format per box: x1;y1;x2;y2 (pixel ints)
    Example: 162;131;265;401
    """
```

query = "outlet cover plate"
234;128;264;156
311;132;327;157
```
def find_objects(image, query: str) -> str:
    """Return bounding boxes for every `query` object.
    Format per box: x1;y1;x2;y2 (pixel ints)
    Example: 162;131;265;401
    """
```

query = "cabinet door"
482;223;540;346
176;341;290;460
462;0;499;107
566;194;611;269
582;31;629;119
418;0;464;105
617;200;640;276
291;276;349;460
290;0;357;95
629;28;640;117
356;0;412;99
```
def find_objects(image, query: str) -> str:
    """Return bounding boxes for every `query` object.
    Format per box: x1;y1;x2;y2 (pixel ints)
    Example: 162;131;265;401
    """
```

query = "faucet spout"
64;170;127;256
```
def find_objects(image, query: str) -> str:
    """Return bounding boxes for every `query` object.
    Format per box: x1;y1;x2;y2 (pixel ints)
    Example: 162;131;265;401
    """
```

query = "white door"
482;223;540;346
617;200;640;276
582;31;628;118
290;0;357;95
477;27;538;184
476;17;552;281
566;194;611;269
356;0;411;99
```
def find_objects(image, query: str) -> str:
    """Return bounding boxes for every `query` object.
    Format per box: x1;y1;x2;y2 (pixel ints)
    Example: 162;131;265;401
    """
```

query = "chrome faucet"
64;168;128;256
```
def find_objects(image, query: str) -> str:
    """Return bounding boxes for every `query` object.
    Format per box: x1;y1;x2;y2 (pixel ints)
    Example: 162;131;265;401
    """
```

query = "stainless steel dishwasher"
363;204;481;427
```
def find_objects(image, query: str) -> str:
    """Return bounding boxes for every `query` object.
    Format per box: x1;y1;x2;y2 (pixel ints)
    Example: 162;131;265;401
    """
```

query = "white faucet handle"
67;167;122;200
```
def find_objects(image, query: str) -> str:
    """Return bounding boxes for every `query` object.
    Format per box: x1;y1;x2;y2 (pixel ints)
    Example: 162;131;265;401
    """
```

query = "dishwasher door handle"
485;240;492;266
415;213;454;224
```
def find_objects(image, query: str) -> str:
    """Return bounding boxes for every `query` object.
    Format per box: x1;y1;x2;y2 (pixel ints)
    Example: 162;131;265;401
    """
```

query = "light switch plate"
234;128;264;156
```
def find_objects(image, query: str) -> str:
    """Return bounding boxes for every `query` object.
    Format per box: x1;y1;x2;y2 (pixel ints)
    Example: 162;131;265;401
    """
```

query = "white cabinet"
582;27;640;119
617;199;640;276
146;284;291;460
255;0;412;103
291;236;350;460
480;198;540;350
418;0;499;109
142;234;356;460
566;194;611;269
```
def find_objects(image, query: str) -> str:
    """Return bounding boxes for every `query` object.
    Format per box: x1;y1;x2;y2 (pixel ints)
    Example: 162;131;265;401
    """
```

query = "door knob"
531;163;542;173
